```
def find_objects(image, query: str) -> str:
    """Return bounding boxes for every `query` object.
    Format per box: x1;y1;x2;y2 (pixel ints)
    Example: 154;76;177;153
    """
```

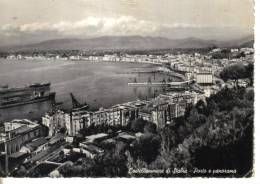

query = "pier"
129;69;187;81
128;80;194;87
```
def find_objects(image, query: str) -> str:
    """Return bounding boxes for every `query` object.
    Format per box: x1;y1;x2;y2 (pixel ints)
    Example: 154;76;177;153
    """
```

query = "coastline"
0;59;179;111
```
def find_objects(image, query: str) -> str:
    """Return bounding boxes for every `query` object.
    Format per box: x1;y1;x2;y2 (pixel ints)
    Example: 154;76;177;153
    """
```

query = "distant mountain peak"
0;35;254;52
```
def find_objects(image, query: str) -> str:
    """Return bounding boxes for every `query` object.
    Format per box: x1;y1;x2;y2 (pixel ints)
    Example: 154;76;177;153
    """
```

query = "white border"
2;0;259;183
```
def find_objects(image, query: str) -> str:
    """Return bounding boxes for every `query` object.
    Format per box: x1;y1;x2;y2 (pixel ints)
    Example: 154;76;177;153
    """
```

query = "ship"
0;83;56;123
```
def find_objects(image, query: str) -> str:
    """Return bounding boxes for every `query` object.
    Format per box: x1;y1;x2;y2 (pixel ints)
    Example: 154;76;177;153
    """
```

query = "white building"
42;110;68;136
195;72;213;84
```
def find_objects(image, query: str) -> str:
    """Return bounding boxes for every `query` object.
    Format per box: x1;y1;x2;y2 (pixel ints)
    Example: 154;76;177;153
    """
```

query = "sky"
0;0;255;46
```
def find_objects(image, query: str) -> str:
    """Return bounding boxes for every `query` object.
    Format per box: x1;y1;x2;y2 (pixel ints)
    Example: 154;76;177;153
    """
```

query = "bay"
0;59;179;110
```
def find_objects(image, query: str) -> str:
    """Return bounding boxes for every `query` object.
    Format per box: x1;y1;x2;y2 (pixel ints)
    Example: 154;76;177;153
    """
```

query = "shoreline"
1;59;179;112
1;58;163;66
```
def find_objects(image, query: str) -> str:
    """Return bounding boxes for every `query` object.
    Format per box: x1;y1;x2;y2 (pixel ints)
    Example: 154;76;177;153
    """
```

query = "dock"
128;80;194;87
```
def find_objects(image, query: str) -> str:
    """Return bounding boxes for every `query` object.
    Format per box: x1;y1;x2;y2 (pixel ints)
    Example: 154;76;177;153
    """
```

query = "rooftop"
1;119;39;138
117;132;136;140
26;137;48;151
80;144;104;154
49;133;64;145
85;133;109;143
9;151;27;159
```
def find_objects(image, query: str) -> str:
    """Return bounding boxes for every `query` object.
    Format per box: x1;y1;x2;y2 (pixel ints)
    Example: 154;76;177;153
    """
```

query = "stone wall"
0;98;54;123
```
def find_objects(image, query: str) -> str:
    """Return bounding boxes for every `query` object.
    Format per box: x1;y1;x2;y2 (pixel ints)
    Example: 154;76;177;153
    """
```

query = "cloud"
0;16;205;38
0;16;252;46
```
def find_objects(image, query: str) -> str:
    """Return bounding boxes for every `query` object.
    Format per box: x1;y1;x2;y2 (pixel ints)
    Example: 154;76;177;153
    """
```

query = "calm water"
0;59;179;110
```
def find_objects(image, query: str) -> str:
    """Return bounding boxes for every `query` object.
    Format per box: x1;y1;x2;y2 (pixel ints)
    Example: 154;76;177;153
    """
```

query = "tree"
160;125;176;152
206;100;219;115
245;63;254;86
59;127;67;134
12;165;27;177
220;64;247;87
130;134;161;164
143;121;157;134
97;151;128;177
129;118;147;133
184;103;194;119
192;115;253;177
187;108;206;130
195;100;207;114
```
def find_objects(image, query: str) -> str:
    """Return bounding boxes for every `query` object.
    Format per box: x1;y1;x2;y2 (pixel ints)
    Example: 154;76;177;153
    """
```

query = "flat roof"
27;137;48;149
82;144;103;152
49;134;64;144
196;72;213;75
117;133;136;140
15;126;32;134
9;151;27;158
85;133;109;141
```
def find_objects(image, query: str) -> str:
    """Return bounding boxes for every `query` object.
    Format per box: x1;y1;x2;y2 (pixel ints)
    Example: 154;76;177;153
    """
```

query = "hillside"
0;35;254;52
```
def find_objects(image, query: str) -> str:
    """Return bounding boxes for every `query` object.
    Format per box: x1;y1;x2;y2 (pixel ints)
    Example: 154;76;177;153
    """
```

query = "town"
0;46;254;177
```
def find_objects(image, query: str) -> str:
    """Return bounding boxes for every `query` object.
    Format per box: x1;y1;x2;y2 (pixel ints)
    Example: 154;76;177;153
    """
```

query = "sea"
0;59;179;110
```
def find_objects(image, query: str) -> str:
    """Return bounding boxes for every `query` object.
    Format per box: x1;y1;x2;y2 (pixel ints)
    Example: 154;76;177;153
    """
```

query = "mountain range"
0;35;254;52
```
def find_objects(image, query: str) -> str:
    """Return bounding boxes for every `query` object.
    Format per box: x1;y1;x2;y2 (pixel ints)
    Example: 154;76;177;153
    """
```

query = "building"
84;133;109;143
19;137;48;157
154;92;199;118
42;110;67;136
65;100;146;136
110;102;142;126
50;93;200;135
139;108;152;122
65;110;90;136
195;72;213;84
151;103;180;128
157;92;198;105
185;72;194;80
79;142;104;158
0;119;43;155
65;93;197;130
138;101;180;129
